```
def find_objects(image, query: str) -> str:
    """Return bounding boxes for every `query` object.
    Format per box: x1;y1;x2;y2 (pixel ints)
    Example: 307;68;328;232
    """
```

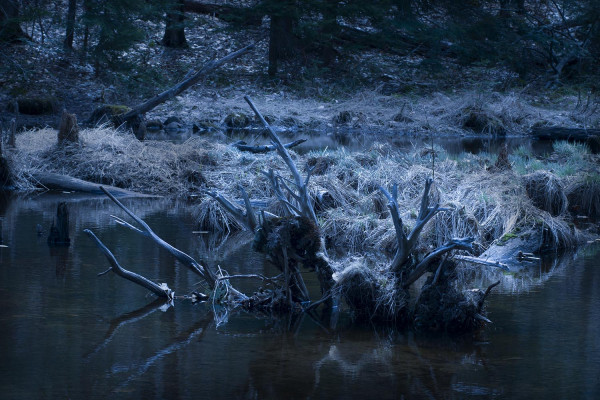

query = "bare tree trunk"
183;1;261;25
268;13;296;76
64;0;77;49
162;0;188;48
0;0;28;43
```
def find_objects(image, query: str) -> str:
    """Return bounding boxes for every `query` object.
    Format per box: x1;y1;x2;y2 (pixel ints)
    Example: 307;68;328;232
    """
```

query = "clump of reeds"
567;173;600;220
523;170;568;217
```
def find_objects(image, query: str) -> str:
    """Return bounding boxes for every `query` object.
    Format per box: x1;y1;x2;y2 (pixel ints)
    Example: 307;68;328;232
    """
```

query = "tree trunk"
268;13;296;76
162;0;188;48
64;0;77;49
498;0;511;18
319;1;339;66
0;0;29;43
395;0;413;19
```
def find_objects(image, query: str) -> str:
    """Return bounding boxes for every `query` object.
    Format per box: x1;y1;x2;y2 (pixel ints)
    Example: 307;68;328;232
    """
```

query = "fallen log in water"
231;139;306;153
31;172;155;197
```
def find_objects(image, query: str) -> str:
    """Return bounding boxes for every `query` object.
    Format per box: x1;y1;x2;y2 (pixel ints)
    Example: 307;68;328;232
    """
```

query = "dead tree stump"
48;202;71;246
58;110;79;145
8;118;16;148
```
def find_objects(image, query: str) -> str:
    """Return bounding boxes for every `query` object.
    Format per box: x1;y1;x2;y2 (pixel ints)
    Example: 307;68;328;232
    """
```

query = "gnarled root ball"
242;289;295;314
336;262;410;324
413;262;486;333
253;216;321;268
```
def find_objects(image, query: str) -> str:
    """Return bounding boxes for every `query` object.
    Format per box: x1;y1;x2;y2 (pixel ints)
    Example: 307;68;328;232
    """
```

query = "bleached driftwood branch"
85;229;174;299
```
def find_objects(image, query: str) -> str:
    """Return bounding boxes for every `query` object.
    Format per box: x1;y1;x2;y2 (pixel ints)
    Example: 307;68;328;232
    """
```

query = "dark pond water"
147;126;600;156
1;194;599;399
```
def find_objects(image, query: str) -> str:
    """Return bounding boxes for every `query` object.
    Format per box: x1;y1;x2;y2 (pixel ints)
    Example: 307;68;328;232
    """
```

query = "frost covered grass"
7;127;598;248
7;125;599;322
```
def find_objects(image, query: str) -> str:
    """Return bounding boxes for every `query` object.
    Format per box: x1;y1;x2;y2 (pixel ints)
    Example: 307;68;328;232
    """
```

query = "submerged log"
231;139;306;154
47;202;70;246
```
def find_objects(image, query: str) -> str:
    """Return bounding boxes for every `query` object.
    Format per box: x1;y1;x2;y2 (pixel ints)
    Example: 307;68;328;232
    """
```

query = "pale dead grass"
8;125;595;250
162;87;600;136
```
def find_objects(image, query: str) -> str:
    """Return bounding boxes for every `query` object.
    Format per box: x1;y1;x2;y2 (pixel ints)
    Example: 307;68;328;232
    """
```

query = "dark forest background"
1;0;599;88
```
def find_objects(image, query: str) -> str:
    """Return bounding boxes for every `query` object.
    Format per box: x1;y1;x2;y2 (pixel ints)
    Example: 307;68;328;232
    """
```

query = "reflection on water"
145;128;577;157
0;194;598;399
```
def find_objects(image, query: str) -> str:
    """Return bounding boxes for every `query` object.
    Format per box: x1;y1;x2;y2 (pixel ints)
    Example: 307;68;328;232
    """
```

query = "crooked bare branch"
403;237;474;288
379;184;408;270
478;280;501;312
100;186;215;287
261;169;301;216
85;229;174;299
205;186;258;231
245;96;317;225
380;178;446;273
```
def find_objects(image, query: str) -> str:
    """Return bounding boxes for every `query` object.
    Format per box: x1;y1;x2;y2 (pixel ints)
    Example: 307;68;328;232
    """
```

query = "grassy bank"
9;127;599;253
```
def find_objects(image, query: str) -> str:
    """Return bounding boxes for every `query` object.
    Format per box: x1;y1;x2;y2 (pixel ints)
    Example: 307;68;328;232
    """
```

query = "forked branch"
403;237;474;288
85;229;174;299
99;186;216;286
380;177;447;273
205;186;258;231
245;96;317;225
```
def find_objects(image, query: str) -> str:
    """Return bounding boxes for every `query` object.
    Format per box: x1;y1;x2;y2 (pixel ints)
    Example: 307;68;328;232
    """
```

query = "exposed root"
413;261;487;333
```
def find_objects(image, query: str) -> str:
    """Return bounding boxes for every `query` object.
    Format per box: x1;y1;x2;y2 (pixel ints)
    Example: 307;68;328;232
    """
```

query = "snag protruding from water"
47;202;71;246
86;186;249;303
85;229;174;300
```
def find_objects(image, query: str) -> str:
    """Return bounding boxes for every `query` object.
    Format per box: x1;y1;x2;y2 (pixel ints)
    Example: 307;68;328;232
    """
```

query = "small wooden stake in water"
47;202;71;246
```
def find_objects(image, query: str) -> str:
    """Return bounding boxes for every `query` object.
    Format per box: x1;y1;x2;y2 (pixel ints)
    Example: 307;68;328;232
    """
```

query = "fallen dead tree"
31;171;154;197
86;96;508;334
90;44;255;134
